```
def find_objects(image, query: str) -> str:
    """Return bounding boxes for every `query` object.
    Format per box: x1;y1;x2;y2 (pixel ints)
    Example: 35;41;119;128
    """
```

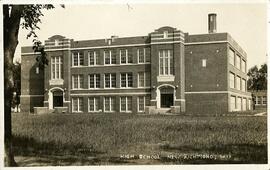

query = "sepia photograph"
1;0;268;168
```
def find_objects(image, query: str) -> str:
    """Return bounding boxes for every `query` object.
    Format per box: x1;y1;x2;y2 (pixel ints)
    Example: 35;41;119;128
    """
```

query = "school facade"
20;14;252;114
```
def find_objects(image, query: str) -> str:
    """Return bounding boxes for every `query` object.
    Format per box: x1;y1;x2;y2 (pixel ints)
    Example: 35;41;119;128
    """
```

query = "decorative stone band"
185;91;252;98
20;95;44;97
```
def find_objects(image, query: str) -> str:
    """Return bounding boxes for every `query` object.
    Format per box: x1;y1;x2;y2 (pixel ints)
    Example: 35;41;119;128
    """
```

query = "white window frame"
88;74;100;89
230;96;236;112
121;73;133;88
51;56;63;80
229;48;235;66
88;51;98;66
104;50;111;65
241;79;246;92
229;72;235;89
72;97;83;113
242;98;247;111
104;50;116;65
236;76;241;90
262;96;267;105
138;96;146;112
137;48;146;64
202;59;207;67
163;31;168;38
88;97;100;112
236;54;241;70
120;49;132;64
159;50;173;76
241;59;246;73
72;75;83;89
237;97;242;111
104;73;116;88
120;96;132;112
104;97;115;112
248;99;251;110
138;72;145;87
36;67;39;74
72;52;83;67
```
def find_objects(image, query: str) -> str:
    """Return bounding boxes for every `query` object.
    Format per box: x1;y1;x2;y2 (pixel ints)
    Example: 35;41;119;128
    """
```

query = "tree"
247;63;267;91
12;62;21;112
3;4;57;166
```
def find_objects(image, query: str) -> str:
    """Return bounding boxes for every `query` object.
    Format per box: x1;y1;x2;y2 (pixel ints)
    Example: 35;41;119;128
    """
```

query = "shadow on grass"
160;143;267;164
13;135;137;166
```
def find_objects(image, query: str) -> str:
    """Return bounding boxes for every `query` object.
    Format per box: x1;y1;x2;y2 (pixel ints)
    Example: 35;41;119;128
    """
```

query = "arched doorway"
48;87;64;109
156;84;175;108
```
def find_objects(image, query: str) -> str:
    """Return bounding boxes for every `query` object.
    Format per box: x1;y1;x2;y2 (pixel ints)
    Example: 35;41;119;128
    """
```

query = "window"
138;72;145;87
104;73;116;88
72;75;83;89
51;56;63;79
262;96;267;105
242;98;247;111
256;96;261;105
163;31;168;38
237;97;242;111
236;76;241;90
104;97;115;112
145;48;150;62
138;96;150;112
230;96;236;111
88;51;99;66
236;54;241;70
241;79;246;92
120;96;132;112
241;59;246;73
121;73;133;88
229;72;235;88
159;50;174;75
72;97;83;112
229;48;235;66
137;48;146;63
202;59;207;67
120;49;132;64
145;72;151;87
88;97;100;112
36;67;39;74
138;72;150;87
88;74;100;89
248;99;251;110
55;39;59;46
104;50;116;65
72;52;84;66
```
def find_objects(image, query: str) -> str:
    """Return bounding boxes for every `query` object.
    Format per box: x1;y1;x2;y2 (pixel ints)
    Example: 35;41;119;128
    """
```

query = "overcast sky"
17;2;267;69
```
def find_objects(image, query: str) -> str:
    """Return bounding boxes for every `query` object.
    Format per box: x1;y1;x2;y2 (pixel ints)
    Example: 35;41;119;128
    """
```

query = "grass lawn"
12;113;267;166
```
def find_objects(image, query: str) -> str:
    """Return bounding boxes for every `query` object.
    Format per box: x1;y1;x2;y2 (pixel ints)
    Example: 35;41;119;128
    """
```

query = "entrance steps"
145;106;181;114
156;108;171;114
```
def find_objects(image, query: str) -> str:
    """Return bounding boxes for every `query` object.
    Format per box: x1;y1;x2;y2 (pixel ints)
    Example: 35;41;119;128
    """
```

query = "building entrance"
159;86;174;108
161;94;174;108
53;91;63;108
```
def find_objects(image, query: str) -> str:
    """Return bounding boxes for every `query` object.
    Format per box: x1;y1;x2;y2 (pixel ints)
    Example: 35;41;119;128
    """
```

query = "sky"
17;2;267;69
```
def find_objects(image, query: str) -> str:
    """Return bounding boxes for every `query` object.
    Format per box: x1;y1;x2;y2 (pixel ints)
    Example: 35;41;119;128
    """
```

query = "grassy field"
12;113;267;166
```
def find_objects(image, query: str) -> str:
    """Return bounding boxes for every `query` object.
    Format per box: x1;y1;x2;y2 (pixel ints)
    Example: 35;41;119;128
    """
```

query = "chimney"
208;13;217;33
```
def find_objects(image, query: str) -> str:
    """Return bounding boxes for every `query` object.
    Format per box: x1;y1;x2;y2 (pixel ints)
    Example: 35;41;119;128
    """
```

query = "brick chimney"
208;13;217;33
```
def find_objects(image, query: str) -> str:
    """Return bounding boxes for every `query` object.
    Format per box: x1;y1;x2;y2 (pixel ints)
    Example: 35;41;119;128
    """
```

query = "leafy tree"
3;4;57;166
247;63;267;91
